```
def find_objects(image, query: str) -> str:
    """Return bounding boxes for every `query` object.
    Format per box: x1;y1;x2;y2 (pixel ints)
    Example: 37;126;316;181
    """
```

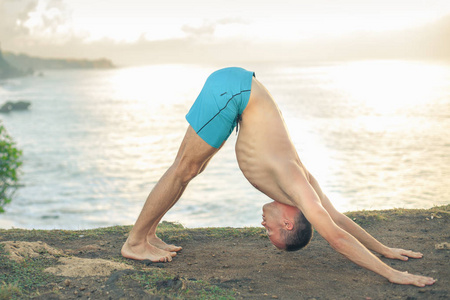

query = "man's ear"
283;219;294;231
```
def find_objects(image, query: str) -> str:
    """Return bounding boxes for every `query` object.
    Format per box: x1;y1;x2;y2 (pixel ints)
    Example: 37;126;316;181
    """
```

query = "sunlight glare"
108;65;208;107
329;60;450;114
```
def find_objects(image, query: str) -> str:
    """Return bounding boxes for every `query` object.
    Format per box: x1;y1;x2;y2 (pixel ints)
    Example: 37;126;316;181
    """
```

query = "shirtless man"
122;67;436;287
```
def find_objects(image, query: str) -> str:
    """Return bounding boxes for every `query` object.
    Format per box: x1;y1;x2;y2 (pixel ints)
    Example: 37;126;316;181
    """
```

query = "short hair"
282;212;313;251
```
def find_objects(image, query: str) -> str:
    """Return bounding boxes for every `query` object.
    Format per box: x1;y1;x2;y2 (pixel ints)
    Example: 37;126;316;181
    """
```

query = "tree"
0;122;22;212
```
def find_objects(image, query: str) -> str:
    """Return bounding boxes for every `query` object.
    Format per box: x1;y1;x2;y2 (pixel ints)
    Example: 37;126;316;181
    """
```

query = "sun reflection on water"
328;60;450;115
275;60;450;213
107;64;209;106
1;62;449;229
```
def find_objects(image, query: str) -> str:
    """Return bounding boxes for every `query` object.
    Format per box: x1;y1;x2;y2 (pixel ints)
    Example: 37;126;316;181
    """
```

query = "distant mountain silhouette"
3;51;114;71
0;48;25;79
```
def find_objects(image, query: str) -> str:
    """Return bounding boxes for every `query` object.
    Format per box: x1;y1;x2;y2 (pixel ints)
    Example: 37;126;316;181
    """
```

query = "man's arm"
292;173;435;287
308;174;423;261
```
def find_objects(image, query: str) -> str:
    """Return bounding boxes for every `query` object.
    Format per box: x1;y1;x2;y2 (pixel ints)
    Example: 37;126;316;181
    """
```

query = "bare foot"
148;235;182;252
121;239;176;263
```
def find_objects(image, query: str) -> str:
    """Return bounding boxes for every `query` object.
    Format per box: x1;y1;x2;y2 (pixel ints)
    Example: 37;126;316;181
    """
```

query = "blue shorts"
186;67;255;148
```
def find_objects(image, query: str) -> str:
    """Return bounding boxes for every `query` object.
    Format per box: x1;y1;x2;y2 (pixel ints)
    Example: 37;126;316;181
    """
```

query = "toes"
169;251;177;257
158;254;173;263
165;255;172;262
167;246;182;252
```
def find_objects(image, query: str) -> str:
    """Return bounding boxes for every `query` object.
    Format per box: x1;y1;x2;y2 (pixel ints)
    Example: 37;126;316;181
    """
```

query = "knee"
172;158;204;186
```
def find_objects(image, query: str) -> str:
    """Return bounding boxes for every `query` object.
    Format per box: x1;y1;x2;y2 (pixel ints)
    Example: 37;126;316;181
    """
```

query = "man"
122;67;436;287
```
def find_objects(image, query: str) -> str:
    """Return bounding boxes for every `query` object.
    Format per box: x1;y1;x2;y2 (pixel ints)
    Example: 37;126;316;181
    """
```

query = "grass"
344;204;449;226
0;244;59;299
345;210;388;226
128;269;236;299
156;221;266;243
189;226;266;239
0;205;447;299
0;283;22;300
0;225;133;242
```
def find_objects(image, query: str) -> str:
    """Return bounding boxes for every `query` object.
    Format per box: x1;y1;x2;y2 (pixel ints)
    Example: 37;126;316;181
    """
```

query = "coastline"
0;205;448;299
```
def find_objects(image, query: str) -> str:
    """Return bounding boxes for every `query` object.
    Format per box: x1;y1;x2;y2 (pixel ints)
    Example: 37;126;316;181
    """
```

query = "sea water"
0;60;449;229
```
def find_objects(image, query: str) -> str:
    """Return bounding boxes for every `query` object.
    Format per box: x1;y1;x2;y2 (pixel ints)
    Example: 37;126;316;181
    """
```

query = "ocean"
0;60;449;229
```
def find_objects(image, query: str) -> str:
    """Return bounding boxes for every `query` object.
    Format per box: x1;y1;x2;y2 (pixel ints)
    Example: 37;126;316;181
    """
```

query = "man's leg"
145;153;217;252
122;126;220;262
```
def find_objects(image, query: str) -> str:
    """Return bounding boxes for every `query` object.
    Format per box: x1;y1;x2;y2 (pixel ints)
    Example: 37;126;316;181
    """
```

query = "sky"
1;0;450;65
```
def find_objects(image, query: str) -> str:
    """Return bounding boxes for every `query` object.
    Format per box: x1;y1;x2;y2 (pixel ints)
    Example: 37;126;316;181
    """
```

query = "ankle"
146;232;158;239
125;235;146;247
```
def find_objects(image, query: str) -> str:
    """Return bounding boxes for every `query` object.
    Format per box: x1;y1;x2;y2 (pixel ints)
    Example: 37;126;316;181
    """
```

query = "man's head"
261;201;313;251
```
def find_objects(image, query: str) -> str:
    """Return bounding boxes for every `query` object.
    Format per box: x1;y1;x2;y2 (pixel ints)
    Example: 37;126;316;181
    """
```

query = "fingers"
424;277;436;286
405;250;423;259
391;271;436;287
400;250;423;259
413;276;436;287
392;248;423;260
391;250;408;261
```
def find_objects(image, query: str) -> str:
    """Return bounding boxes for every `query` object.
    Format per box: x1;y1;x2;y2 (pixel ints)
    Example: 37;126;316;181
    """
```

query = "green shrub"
0;122;22;212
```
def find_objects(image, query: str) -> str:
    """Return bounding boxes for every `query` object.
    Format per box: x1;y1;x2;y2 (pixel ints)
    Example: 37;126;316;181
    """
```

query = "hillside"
3;51;114;72
0;49;25;79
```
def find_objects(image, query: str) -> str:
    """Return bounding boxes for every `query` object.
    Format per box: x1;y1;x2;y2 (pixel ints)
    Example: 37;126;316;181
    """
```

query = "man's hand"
294;173;436;287
383;248;424;261
388;270;436;287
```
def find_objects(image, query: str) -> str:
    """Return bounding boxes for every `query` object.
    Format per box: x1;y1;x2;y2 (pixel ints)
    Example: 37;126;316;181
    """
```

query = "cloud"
181;23;215;37
1;2;449;66
303;14;450;61
0;0;74;47
0;0;36;42
181;18;248;39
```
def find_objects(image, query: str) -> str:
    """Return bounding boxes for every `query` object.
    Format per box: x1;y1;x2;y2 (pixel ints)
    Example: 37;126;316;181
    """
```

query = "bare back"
235;77;309;205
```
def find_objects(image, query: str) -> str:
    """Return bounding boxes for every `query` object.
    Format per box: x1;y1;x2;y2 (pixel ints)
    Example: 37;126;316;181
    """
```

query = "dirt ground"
0;206;448;299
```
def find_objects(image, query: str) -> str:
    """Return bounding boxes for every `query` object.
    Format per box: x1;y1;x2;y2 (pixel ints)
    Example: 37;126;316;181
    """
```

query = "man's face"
261;202;288;249
262;201;301;249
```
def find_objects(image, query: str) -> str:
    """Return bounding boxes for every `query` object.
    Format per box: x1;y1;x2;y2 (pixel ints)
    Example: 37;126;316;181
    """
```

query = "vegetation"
0;123;22;212
0;206;448;299
0;243;58;299
129;270;236;299
0;282;22;300
3;51;114;71
1;47;114;80
0;48;25;79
